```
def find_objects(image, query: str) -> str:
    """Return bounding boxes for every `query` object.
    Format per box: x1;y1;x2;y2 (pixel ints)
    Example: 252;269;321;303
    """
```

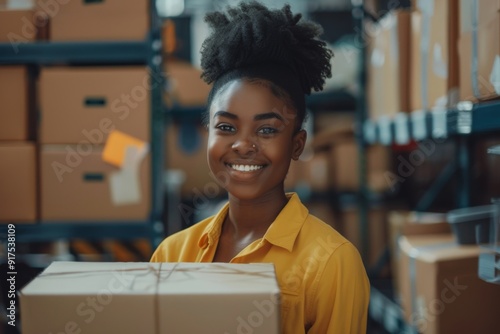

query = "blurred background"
1;0;499;333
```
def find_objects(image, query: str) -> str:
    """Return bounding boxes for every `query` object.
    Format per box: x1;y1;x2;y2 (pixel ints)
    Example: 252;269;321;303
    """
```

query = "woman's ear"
291;129;307;161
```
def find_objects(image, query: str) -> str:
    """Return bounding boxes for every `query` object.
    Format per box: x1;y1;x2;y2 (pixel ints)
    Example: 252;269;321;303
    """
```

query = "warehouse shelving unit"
353;0;500;331
0;0;166;249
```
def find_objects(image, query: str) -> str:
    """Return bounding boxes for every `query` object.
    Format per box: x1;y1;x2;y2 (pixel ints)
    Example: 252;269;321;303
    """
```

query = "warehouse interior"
0;0;499;333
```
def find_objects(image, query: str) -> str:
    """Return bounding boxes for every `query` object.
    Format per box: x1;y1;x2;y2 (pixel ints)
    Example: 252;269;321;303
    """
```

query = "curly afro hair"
200;1;333;102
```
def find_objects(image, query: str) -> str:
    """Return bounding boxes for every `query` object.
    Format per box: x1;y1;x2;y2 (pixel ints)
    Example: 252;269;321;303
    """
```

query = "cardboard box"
410;0;460;111
0;143;36;222
165;60;212;107
0;66;31;141
165;121;223;198
40;67;150;144
367;10;411;119
338;207;388;269
459;0;500;101
0;8;37;42
398;234;500;334
20;262;280;334
48;0;149;41
40;145;150;221
388;211;452;299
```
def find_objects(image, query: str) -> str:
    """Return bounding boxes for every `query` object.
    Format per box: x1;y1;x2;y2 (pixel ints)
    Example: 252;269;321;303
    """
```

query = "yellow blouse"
151;193;369;334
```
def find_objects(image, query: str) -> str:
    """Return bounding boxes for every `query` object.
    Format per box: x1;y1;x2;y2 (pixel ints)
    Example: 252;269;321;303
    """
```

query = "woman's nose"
231;137;257;155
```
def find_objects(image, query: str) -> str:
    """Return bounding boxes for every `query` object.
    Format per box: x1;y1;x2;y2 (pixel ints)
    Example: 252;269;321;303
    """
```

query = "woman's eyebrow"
254;112;285;122
213;111;238;119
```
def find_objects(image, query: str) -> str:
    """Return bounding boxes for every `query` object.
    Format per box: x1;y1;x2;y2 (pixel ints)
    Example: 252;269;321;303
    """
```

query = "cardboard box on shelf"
20;262;281;334
311;119;392;192
40;67;150;144
410;0;460;111
165;121;221;198
164;60;212;107
0;8;37;42
459;0;500;101
388;211;452;299
398;234;500;334
0;66;32;141
367;10;411;120
0;143;36;222
40;145;150;221
338;207;388;269
47;0;149;41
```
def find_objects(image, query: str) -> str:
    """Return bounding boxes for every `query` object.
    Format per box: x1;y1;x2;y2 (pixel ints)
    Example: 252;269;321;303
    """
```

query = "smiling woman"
151;2;369;333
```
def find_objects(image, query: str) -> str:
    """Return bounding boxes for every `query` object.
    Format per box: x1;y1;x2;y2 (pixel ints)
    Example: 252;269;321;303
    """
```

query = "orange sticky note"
102;130;146;168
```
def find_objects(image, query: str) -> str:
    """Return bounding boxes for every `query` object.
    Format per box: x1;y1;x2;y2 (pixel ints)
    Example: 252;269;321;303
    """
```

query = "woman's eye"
216;124;235;132
258;127;277;135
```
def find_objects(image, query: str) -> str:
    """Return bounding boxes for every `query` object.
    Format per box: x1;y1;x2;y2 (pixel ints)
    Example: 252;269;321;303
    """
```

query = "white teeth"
230;164;264;172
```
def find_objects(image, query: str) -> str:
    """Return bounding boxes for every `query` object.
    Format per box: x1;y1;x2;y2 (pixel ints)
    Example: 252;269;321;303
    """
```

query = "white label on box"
490;55;500;94
433;43;448;79
110;144;149;206
395;113;410;145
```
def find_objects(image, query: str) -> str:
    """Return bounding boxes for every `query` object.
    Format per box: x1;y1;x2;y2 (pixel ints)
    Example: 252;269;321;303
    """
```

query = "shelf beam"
1;223;154;243
0;41;149;65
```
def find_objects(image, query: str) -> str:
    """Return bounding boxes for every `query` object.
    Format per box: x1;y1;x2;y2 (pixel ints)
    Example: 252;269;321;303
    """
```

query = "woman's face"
207;79;306;201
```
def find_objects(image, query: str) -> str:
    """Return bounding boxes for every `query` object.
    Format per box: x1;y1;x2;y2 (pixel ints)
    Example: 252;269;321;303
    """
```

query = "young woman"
151;2;369;333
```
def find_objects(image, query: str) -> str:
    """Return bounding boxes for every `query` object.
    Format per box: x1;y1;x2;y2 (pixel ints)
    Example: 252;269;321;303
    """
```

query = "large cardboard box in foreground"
20;262;281;334
0;143;36;222
40;145;150;221
40;67;150;144
47;0;149;41
398;234;500;334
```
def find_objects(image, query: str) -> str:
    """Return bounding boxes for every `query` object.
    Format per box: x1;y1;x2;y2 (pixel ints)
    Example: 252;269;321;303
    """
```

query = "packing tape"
472;0;480;98
109;144;149;206
421;14;431;110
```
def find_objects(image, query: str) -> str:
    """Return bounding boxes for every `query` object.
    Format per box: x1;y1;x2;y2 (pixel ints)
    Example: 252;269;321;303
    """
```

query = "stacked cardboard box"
397;234;500;333
39;67;151;221
410;0;460;111
0;66;37;223
43;0;149;41
367;10;411;120
459;0;500;101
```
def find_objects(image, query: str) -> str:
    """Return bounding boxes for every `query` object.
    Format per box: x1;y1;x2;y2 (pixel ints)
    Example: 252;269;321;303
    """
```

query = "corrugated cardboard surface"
398;234;500;334
48;0;149;41
40;145;150;221
20;262;280;334
459;0;500;101
40;67;150;144
367;10;411;119
0;142;36;222
0;8;36;42
0;66;30;141
410;0;459;111
164;60;212;107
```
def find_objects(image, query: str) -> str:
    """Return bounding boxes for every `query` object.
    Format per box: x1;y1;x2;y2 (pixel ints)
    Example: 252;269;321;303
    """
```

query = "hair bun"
200;1;333;95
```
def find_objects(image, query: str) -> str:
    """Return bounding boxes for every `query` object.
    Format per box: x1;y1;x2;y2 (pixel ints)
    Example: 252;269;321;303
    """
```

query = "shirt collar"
197;193;309;252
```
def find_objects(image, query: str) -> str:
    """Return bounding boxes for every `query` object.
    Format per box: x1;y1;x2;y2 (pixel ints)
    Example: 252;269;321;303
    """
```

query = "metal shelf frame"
0;0;166;249
364;101;500;146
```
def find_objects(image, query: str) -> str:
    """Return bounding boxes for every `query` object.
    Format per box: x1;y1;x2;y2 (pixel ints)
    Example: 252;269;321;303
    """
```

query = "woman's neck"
224;190;289;238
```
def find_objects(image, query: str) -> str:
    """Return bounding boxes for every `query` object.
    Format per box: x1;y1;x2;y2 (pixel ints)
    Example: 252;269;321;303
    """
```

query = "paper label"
433;43;448;79
490;55;500;94
418;0;434;16
371;48;385;68
110;144;149;206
